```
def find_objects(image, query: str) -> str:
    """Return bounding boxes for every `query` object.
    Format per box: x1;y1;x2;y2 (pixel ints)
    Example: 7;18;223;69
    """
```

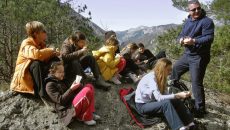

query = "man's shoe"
189;125;198;130
193;109;207;118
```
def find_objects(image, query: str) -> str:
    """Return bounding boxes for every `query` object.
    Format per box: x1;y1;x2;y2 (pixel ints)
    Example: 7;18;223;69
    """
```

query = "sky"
72;0;212;31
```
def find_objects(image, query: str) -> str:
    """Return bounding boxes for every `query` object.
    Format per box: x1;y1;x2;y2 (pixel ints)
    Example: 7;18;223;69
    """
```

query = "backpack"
168;80;196;113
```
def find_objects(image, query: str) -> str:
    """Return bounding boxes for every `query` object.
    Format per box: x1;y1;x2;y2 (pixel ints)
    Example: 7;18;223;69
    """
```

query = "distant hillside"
67;5;105;37
116;24;178;50
0;0;107;83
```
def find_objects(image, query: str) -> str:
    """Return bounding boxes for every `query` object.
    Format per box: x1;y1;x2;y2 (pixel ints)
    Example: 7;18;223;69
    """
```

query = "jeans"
170;53;210;111
29;57;60;97
136;99;193;130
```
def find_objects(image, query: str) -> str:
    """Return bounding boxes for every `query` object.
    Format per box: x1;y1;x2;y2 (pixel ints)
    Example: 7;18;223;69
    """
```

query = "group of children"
93;31;166;85
10;21;195;129
9;21;156;126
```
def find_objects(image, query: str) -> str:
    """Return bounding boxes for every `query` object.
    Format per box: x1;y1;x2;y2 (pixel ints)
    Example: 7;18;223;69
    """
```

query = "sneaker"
93;113;101;120
128;73;139;83
117;74;122;78
110;75;121;85
84;120;96;126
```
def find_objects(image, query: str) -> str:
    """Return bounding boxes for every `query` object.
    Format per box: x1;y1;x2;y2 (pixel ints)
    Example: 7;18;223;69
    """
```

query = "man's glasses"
189;7;201;12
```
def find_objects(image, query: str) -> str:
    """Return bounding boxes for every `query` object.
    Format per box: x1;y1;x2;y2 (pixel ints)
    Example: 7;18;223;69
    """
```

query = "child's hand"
70;83;81;91
115;54;121;58
175;91;191;99
144;60;148;63
185;91;192;97
136;60;140;64
183;37;195;46
81;46;88;55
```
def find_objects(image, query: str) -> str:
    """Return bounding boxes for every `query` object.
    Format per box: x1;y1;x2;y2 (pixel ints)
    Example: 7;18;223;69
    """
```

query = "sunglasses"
189;7;201;12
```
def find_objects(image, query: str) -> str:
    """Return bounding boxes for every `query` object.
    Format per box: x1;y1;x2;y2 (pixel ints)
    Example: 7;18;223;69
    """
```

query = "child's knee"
84;84;94;91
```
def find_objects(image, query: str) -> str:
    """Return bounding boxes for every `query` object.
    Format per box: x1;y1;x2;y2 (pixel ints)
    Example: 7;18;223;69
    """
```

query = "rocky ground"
0;82;230;130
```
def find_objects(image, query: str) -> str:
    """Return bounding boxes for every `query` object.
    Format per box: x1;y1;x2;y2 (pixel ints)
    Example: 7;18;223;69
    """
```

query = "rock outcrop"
0;84;230;130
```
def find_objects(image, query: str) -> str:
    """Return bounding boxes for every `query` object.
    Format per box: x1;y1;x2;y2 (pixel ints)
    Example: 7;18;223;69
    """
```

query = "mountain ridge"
116;24;179;49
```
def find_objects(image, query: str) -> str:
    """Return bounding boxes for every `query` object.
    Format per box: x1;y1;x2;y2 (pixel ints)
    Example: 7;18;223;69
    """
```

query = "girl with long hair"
135;58;195;130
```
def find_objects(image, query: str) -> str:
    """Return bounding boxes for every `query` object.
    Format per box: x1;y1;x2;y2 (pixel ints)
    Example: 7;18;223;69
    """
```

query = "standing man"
170;0;214;118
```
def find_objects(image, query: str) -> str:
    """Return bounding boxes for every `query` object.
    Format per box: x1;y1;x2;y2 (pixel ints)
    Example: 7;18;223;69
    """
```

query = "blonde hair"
49;61;63;74
25;21;46;38
121;42;138;52
128;43;138;52
153;58;172;94
105;35;119;46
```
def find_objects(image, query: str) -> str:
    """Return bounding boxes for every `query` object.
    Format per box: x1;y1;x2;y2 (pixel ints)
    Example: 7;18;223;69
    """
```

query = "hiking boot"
189;125;198;130
95;75;111;91
193;109;207;118
84;120;96;126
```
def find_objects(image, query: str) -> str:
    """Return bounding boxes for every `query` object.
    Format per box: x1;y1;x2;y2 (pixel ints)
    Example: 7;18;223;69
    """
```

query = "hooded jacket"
10;37;54;94
92;46;120;80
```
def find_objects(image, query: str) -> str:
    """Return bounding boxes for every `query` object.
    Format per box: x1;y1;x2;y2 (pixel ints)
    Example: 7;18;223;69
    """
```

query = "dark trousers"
138;50;166;71
170;54;210;111
148;50;166;68
29;61;47;97
136;99;193;130
120;58;140;75
155;50;166;59
29;57;60;97
79;55;101;79
64;55;101;87
64;59;84;87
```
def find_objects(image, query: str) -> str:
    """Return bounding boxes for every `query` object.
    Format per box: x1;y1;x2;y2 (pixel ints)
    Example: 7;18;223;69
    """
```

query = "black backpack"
168;80;196;113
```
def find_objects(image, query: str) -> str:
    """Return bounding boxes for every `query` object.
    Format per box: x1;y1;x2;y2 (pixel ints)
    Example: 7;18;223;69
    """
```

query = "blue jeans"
170;53;210;111
136;99;193;130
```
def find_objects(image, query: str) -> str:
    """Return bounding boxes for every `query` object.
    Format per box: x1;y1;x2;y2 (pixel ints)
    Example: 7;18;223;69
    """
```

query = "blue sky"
73;0;212;31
